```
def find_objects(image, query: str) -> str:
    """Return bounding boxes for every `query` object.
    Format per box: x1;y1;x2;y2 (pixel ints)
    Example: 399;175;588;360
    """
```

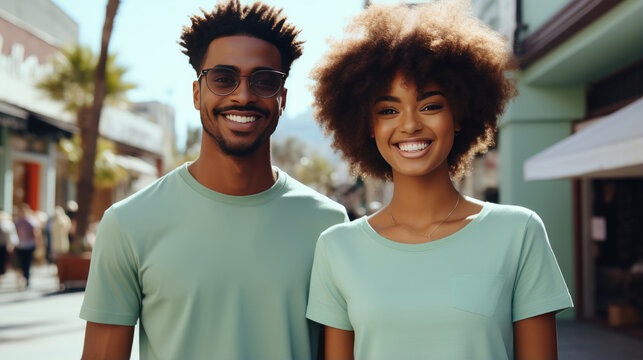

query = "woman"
306;1;573;359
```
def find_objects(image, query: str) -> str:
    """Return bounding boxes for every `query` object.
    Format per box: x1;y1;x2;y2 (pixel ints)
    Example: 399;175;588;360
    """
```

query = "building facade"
0;0;170;224
0;0;77;216
474;0;643;322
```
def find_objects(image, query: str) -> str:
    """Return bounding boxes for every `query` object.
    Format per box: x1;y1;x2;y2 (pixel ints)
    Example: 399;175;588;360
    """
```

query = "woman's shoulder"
483;201;538;220
476;201;547;234
320;217;365;237
318;217;368;247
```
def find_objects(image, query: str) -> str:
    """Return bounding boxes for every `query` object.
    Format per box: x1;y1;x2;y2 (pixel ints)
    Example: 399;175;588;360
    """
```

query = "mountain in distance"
274;109;353;185
273;109;340;161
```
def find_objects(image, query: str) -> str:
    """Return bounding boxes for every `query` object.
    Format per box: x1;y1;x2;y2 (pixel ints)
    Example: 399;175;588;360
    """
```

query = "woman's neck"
388;165;460;224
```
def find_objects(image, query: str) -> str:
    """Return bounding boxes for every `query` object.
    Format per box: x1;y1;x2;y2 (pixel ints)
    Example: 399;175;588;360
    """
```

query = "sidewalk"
0;264;85;360
559;320;643;359
1;265;642;359
0;265;139;360
0;264;61;303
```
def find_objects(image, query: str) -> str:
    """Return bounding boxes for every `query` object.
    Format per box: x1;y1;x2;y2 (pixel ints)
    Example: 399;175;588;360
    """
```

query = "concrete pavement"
0;265;139;360
558;320;643;359
1;264;642;359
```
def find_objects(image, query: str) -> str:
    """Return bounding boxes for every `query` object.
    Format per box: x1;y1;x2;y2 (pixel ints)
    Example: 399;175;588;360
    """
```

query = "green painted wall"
521;0;570;38
522;0;643;85
499;119;577;319
504;84;585;122
499;120;575;319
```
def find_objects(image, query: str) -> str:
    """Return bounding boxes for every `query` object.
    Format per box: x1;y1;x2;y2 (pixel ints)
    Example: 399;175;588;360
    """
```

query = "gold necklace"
387;195;461;240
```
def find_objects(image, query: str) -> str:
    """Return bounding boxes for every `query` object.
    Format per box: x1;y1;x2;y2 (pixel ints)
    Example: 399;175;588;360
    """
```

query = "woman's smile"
394;139;433;158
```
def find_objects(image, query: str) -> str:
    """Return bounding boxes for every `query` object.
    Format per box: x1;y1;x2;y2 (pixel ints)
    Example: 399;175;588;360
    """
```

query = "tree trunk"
73;0;120;248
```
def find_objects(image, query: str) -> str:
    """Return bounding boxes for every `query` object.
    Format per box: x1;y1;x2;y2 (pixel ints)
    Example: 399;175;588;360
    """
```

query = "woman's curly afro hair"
312;0;517;181
179;0;304;76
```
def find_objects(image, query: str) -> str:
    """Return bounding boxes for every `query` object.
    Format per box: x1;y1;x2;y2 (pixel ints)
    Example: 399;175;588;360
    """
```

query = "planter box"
55;252;91;290
608;304;640;327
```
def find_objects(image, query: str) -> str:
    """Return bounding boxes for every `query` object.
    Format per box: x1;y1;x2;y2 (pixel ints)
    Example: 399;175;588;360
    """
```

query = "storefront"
497;0;643;321
524;60;643;327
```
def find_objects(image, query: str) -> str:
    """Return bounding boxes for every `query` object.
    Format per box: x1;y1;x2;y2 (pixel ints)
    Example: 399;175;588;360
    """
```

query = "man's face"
193;35;287;157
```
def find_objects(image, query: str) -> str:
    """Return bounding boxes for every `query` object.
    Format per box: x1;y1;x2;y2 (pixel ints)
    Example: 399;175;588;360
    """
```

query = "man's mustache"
213;105;270;117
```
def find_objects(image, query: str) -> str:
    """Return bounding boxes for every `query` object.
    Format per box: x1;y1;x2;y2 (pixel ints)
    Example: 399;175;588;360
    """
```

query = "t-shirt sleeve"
79;207;141;326
512;213;573;322
306;236;353;331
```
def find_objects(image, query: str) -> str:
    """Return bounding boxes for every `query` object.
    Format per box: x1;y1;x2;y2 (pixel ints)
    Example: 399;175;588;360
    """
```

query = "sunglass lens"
251;72;282;97
207;69;238;94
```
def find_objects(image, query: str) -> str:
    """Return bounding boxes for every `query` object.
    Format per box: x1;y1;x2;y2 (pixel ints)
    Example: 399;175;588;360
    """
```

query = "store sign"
0;36;72;123
0;36;53;82
99;107;163;155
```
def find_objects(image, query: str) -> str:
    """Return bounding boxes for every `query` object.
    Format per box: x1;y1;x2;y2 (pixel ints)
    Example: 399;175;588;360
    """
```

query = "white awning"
113;155;158;177
524;97;643;180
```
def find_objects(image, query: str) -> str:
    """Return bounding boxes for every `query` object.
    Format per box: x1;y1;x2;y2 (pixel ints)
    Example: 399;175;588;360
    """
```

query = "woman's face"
370;72;458;178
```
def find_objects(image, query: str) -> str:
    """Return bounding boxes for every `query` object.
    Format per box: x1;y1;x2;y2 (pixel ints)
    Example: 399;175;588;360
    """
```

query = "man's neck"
188;138;277;196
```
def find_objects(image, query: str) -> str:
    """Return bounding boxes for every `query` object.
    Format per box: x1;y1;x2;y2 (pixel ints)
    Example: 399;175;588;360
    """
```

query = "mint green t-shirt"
306;201;572;360
80;163;347;360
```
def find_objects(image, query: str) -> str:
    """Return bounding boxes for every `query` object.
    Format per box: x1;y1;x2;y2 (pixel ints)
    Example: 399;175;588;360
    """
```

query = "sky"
49;0;420;149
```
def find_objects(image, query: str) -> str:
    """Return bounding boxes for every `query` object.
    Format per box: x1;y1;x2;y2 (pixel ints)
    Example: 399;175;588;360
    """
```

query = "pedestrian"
14;204;37;287
33;210;48;263
305;1;573;359
65;200;78;246
49;206;71;258
80;1;347;359
0;210;18;275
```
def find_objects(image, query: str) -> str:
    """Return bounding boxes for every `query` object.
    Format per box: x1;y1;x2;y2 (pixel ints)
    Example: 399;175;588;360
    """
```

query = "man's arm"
324;326;354;360
513;312;558;360
81;321;134;360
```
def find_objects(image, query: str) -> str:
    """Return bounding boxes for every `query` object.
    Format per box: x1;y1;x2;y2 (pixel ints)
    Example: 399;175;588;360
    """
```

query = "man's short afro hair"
179;0;304;76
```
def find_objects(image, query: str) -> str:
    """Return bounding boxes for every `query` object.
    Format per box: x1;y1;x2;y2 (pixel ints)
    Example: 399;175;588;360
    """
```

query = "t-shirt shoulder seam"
306;308;353;331
513;290;573;321
316;233;352;309
79;307;138;326
106;207;141;272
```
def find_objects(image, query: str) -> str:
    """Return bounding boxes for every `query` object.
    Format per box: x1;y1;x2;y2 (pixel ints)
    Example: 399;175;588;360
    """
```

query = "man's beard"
204;126;266;156
201;106;276;157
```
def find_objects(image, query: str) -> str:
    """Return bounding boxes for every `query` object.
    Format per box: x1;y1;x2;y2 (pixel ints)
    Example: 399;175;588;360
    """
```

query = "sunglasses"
198;66;286;98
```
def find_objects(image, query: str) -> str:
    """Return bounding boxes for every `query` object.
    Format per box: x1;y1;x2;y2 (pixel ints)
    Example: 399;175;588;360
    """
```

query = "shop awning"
0;101;28;130
524;97;643;180
28;112;76;138
113;155;158;177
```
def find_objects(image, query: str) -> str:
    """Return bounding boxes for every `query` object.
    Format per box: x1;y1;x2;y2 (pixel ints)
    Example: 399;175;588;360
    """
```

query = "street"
1;265;642;360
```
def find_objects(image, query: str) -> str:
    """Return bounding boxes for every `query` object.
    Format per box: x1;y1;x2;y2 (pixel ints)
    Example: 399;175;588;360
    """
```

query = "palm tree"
272;137;306;175
295;153;336;195
38;0;127;248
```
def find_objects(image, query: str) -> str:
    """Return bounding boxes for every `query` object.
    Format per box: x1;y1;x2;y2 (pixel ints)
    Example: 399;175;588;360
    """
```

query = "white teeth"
398;142;429;152
225;114;257;123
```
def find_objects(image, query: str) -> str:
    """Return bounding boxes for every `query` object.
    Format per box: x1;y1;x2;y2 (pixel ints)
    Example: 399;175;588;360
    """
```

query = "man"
80;1;347;359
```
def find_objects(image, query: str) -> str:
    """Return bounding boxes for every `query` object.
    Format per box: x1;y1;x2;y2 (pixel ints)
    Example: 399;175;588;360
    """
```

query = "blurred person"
33;210;48;262
44;211;52;262
65;200;78;245
49;206;71;258
14;204;37;287
80;1;347;359
0;210;18;275
305;1;573;359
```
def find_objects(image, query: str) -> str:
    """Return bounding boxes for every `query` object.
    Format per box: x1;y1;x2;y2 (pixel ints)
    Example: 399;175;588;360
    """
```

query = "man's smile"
224;114;259;124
